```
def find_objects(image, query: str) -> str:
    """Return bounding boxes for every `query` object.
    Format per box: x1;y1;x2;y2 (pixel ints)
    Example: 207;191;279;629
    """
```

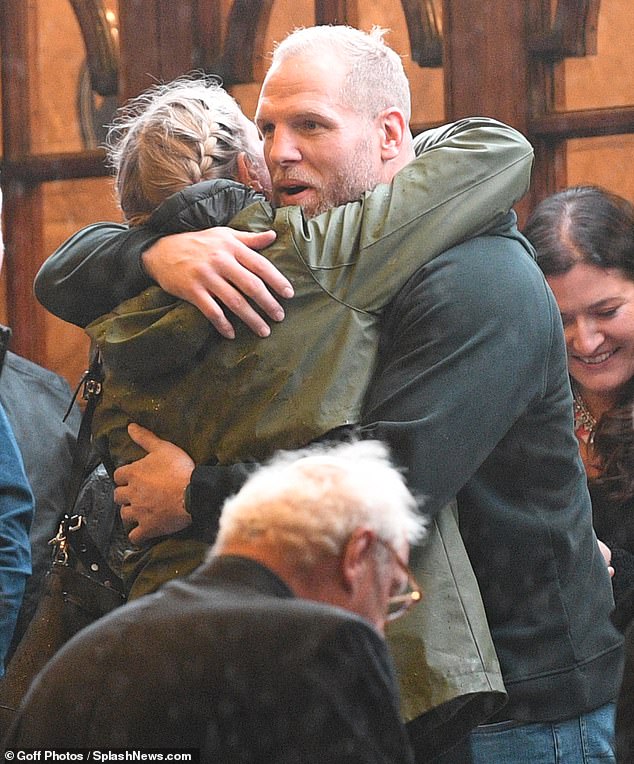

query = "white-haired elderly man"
4;439;425;763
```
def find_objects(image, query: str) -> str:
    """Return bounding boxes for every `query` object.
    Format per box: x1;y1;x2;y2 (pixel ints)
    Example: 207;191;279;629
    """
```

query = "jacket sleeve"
0;403;33;674
359;227;563;518
34;223;160;327
187;462;255;540
273;618;415;764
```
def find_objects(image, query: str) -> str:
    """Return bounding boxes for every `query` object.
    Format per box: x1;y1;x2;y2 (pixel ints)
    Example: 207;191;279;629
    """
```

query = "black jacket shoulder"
148;179;265;234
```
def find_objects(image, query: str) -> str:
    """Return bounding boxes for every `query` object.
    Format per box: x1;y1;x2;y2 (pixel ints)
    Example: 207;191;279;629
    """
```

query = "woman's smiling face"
547;262;634;403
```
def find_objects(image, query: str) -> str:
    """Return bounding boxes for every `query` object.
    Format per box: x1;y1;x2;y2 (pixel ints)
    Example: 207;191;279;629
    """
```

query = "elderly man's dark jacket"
4;556;414;764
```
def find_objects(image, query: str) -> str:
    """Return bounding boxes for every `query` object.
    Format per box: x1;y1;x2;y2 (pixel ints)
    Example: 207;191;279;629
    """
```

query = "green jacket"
86;118;533;469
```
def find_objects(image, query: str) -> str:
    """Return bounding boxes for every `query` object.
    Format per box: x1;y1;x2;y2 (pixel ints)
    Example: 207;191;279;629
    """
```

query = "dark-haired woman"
526;185;634;626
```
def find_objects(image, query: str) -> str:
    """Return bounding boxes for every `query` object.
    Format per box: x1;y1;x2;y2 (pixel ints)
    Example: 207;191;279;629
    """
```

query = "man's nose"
266;126;302;166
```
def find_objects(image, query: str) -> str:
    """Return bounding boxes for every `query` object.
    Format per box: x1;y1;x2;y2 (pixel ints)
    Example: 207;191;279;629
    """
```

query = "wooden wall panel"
0;0;46;361
443;0;529;131
443;0;535;220
118;0;195;100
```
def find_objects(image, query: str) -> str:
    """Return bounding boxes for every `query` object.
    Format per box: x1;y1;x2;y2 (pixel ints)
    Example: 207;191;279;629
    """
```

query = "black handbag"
0;351;125;736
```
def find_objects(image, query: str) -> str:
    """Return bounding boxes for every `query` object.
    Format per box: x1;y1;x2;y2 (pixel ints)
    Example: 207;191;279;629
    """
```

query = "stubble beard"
279;134;381;218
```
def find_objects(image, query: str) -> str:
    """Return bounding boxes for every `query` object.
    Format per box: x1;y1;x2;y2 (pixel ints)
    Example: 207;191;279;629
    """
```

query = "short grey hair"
271;25;411;122
106;75;260;225
212;439;427;570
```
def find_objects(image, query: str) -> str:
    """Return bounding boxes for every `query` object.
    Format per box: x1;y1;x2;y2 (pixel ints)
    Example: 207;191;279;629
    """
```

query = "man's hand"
114;424;195;545
142;227;294;339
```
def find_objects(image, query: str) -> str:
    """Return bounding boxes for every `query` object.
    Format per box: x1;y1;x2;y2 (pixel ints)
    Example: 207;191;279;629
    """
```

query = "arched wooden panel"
401;0;443;67
214;0;275;86
531;0;601;59
68;0;119;96
314;0;358;25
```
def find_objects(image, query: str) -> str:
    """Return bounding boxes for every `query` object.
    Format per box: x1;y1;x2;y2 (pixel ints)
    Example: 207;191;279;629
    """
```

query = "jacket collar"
195;554;295;600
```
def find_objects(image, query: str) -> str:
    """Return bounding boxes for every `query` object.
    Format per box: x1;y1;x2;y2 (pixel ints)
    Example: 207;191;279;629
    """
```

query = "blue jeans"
465;703;616;764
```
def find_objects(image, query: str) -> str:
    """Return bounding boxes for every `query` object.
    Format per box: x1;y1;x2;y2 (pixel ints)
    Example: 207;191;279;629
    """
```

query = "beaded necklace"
572;386;597;445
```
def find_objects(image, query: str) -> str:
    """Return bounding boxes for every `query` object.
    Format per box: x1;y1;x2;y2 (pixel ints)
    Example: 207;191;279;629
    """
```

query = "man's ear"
377;108;408;162
236;152;263;192
341;529;375;591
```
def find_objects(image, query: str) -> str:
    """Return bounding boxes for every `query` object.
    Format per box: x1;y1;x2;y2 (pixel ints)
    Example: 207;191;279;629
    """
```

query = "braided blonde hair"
106;76;261;225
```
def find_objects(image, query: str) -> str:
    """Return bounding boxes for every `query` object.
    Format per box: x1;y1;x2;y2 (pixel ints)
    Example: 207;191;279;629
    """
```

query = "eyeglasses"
376;538;423;622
